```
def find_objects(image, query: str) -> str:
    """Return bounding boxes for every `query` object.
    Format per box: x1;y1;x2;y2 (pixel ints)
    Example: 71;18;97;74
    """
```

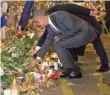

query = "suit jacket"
37;4;92;46
105;1;110;28
37;4;92;47
37;4;101;56
47;4;91;16
47;4;101;34
105;1;110;22
37;11;98;58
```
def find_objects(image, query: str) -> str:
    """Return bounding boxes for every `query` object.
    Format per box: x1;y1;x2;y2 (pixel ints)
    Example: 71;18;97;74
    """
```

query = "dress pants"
19;1;34;31
92;37;109;67
54;42;81;74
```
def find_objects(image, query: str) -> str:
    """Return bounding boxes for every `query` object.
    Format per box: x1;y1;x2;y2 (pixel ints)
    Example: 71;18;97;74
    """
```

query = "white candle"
54;61;58;70
4;89;11;95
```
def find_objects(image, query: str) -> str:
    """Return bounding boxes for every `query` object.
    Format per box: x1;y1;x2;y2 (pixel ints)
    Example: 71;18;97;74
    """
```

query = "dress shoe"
60;69;71;78
60;69;82;79
96;65;109;72
66;71;82;79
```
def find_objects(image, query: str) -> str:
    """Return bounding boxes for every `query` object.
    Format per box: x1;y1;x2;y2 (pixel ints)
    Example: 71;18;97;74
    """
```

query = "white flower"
0;67;4;76
41;62;49;71
8;47;16;53
27;32;31;36
28;33;35;39
30;33;35;39
12;53;19;58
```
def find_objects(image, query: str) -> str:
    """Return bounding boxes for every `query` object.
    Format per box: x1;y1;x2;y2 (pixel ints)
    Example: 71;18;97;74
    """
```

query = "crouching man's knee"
53;42;62;50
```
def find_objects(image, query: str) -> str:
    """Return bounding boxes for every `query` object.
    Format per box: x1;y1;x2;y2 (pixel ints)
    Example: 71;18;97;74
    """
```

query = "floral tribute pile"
1;29;60;95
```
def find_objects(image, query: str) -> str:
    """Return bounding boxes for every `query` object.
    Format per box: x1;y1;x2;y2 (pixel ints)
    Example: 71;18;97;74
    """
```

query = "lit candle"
54;61;58;71
54;59;58;71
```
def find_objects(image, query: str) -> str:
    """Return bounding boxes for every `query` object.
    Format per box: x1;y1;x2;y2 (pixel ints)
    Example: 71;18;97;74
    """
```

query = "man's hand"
90;9;106;17
97;11;106;17
28;58;40;71
90;9;98;16
30;49;39;56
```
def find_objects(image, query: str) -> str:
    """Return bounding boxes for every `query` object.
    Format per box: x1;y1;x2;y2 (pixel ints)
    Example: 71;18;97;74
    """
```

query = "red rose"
40;76;43;80
16;33;23;39
37;70;42;74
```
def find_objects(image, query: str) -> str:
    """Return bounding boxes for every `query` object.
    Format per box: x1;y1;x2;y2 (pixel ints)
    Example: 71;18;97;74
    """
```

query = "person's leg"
19;1;34;31
54;42;81;78
69;45;86;62
106;20;110;31
69;48;78;62
92;38;109;72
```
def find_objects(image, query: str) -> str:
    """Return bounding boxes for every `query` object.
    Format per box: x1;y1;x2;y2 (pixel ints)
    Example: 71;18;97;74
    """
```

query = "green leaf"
1;74;12;85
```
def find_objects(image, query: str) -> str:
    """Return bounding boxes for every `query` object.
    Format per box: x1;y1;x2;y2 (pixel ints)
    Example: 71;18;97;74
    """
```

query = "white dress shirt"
48;16;60;32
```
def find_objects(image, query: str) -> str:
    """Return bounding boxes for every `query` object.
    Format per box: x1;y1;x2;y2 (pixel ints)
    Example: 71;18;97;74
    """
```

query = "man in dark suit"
31;4;109;72
28;10;100;78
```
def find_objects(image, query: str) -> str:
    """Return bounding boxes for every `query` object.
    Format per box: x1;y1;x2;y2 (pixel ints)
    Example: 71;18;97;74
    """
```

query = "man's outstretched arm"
47;4;95;16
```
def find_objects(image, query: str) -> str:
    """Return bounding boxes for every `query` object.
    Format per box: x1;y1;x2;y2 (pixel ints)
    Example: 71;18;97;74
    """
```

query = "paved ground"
41;34;110;95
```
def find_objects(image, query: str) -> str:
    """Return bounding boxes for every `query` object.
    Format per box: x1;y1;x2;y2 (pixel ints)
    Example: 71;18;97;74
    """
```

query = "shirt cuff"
37;56;41;60
35;46;41;51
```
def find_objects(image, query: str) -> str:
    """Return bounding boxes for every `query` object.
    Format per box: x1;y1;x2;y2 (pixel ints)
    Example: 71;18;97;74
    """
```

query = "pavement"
41;34;110;95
